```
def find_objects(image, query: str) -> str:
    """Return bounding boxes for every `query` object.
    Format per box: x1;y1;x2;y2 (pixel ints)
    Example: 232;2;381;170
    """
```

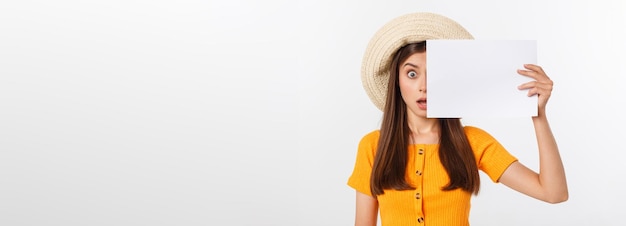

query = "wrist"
533;107;547;119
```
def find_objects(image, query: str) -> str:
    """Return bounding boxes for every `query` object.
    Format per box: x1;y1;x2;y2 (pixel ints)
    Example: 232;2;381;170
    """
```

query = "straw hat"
361;12;474;111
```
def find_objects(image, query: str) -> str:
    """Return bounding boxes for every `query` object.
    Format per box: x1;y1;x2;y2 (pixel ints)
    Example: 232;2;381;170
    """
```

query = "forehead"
402;52;427;67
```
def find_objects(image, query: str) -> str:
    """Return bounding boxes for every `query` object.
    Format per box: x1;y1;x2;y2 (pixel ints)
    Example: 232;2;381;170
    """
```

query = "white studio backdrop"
1;0;625;225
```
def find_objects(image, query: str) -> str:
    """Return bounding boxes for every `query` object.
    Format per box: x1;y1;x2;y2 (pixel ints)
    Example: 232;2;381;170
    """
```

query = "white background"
1;0;624;225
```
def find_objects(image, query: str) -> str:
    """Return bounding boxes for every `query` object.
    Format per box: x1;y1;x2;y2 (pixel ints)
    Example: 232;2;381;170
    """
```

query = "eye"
407;71;417;78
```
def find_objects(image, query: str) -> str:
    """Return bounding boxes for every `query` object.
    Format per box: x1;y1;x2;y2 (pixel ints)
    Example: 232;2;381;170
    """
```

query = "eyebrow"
403;63;419;68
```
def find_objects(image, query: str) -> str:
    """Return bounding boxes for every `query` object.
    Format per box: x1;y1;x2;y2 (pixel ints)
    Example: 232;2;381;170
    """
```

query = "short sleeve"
347;130;380;197
464;126;518;183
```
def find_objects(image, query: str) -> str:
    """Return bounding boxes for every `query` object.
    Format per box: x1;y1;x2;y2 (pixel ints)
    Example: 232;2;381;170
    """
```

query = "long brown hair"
369;42;480;196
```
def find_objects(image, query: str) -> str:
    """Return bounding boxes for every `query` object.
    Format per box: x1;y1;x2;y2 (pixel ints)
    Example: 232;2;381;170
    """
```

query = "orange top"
347;126;517;226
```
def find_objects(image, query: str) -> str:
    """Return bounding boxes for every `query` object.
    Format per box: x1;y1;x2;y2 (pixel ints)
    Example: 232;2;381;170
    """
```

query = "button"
415;192;421;199
417;217;424;223
416;170;422;176
418;149;424;155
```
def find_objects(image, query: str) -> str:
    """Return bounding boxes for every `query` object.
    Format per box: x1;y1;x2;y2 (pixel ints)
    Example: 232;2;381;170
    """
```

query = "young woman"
347;13;568;226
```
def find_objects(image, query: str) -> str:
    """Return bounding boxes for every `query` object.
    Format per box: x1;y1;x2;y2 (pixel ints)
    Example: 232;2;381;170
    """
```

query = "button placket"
414;145;426;224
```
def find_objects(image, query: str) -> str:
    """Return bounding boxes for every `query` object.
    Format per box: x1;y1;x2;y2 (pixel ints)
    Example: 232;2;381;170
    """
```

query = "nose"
418;73;427;93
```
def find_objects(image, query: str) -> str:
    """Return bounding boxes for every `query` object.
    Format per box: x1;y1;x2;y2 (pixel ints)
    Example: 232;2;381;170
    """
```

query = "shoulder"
358;130;380;152
462;125;503;149
361;130;380;142
463;126;517;180
463;126;496;141
463;125;487;134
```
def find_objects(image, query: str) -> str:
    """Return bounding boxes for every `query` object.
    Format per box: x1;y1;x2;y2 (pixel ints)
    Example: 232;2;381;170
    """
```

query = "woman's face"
398;51;428;118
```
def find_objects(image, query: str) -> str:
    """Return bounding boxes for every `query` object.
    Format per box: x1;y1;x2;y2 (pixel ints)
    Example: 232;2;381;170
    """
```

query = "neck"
404;109;441;144
408;117;439;134
406;112;440;139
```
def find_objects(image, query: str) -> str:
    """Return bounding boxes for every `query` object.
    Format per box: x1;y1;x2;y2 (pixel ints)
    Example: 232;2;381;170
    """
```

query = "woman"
347;12;567;226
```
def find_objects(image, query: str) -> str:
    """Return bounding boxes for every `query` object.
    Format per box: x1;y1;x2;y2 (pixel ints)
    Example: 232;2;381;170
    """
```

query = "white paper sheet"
426;40;537;118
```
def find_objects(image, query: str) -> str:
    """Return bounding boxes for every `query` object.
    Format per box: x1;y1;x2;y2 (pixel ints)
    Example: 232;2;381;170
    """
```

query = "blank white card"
426;40;537;118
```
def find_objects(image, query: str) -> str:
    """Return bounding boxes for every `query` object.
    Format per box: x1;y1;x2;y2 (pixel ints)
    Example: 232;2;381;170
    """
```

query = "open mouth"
417;98;427;110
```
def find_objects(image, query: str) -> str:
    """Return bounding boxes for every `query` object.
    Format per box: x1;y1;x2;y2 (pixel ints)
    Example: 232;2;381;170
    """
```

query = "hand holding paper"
517;64;553;115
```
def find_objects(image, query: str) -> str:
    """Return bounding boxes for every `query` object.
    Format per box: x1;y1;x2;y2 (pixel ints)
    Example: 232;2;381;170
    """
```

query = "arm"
499;64;568;204
355;191;378;226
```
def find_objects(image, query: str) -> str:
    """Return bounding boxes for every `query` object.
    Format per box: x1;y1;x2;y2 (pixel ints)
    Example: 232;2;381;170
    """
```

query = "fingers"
517;64;554;110
518;81;553;97
523;64;545;74
517;81;534;90
518;64;550;80
518;82;535;96
517;64;553;98
518;79;553;90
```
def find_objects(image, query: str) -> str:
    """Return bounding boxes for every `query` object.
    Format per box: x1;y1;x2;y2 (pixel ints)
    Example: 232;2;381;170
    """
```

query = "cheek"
398;77;414;99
